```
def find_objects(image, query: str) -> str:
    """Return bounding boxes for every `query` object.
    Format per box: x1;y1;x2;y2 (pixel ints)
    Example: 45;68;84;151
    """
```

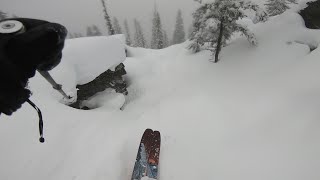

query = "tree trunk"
214;20;224;63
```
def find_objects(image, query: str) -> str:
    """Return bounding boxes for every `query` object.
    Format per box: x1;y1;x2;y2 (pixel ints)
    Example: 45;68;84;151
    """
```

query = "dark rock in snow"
299;0;320;29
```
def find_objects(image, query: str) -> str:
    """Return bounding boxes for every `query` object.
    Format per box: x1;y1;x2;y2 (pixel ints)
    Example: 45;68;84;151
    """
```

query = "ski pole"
37;70;71;99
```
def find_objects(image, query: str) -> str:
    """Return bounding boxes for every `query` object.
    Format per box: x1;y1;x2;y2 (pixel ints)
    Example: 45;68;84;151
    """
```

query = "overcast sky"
0;0;199;41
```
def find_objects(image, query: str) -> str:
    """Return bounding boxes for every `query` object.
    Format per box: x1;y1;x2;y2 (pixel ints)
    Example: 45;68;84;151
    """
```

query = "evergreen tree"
68;33;74;39
163;30;169;47
151;7;164;49
171;9;186;45
75;33;83;38
100;0;115;35
69;32;83;39
123;19;132;45
113;17;122;34
91;25;102;36
86;25;102;36
86;26;93;36
133;19;146;48
0;11;7;20
189;0;268;63
187;25;194;39
265;0;297;16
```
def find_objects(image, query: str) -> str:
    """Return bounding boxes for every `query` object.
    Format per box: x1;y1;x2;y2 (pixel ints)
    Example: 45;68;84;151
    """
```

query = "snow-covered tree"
75;33;83;38
189;0;267;63
86;25;102;36
92;25;102;36
12;14;19;18
0;11;7;20
171;9;186;45
113;17;122;34
133;19;147;48
123;19;132;45
68;33;73;39
163;30;169;48
86;26;93;36
69;32;83;39
187;25;194;39
265;0;297;16
151;7;164;49
100;0;115;35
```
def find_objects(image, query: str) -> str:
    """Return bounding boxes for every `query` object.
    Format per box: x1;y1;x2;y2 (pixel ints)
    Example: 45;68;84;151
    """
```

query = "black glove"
0;18;67;115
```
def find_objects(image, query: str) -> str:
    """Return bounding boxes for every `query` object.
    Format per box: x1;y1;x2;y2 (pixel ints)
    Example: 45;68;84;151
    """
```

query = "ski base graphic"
131;129;161;180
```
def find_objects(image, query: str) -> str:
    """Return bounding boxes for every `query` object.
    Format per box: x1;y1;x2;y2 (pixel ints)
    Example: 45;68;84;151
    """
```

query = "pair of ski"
131;129;161;180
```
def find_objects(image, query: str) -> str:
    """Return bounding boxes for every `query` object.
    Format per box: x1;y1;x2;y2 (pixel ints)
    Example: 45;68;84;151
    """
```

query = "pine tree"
86;25;102;36
75;33;83;38
163;30;169;47
151;7;164;49
265;0;297;16
187;25;194;39
265;0;288;16
189;0;268;63
68;33;74;39
92;25;102;36
123;19;132;45
0;11;7;20
133;19;146;48
188;3;208;53
171;9;186;45
100;0;115;35
86;26;93;36
69;32;83;39
113;17;122;34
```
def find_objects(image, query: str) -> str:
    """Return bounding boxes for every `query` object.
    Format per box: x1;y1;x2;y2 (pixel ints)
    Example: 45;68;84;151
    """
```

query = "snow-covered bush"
189;0;267;63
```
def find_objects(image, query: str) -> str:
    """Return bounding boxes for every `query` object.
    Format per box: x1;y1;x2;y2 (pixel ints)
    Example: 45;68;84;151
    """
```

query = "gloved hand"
0;18;67;115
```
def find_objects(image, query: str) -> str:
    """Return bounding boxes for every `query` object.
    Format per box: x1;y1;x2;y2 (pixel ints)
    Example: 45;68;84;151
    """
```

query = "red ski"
131;129;161;180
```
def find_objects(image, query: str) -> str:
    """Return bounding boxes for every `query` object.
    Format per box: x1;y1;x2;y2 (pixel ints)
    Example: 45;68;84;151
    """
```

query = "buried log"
299;0;320;29
70;63;128;109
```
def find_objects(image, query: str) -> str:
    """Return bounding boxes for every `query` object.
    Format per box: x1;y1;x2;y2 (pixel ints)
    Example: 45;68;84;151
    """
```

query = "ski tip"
154;131;160;137
144;129;153;134
145;129;161;133
143;129;161;138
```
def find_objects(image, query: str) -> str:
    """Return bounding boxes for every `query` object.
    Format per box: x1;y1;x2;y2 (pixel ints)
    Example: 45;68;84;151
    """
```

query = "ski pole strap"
26;99;45;143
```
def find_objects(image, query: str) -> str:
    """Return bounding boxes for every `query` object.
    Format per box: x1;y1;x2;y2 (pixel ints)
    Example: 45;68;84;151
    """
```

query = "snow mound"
62;35;126;85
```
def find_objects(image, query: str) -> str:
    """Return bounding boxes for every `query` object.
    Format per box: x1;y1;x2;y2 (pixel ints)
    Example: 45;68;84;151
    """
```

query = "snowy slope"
0;12;320;180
